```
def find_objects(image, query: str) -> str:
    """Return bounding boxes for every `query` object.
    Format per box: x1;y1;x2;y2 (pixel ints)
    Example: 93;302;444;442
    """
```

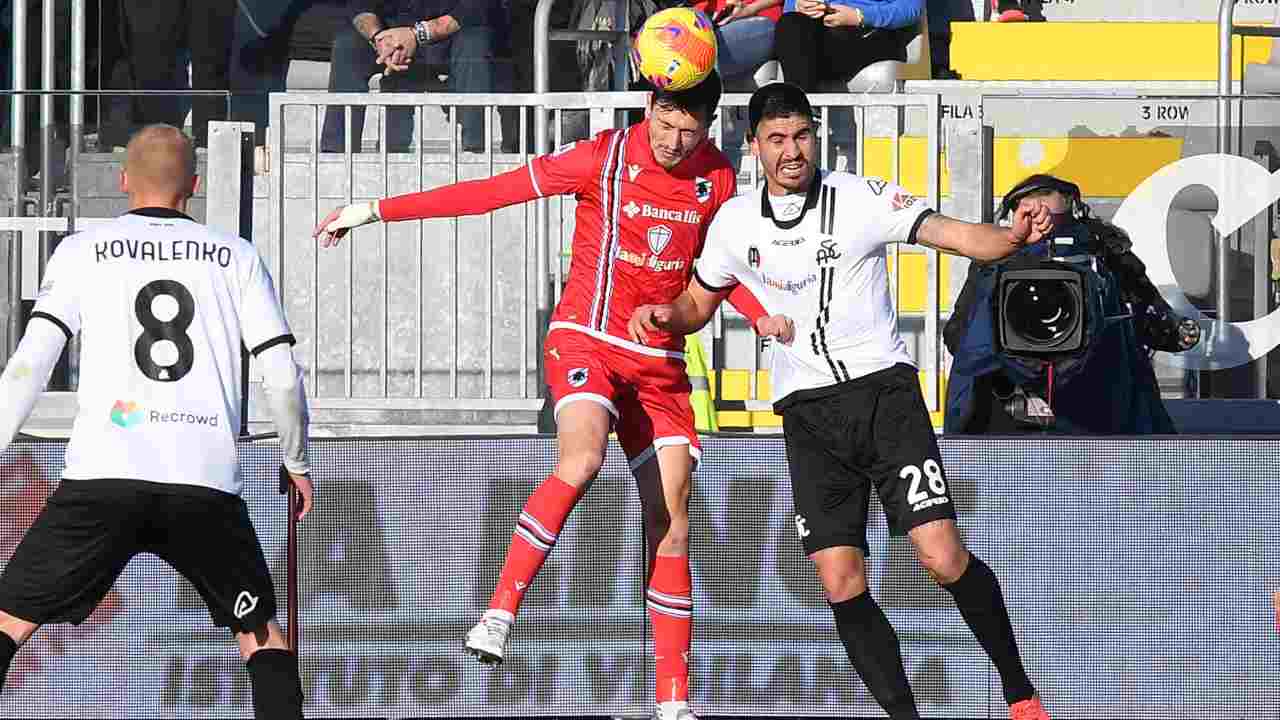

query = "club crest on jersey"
748;245;761;269
568;367;589;387
816;237;842;265
695;177;713;203
628;163;643;181
648;224;673;256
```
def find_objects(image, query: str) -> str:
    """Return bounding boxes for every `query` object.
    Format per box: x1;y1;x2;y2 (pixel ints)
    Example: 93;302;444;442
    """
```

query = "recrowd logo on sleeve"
110;400;219;429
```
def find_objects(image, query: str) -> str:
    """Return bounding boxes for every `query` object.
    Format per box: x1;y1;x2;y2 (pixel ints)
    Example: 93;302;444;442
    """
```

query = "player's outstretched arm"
315;141;596;247
0;321;68;451
914;201;1053;262
258;342;313;520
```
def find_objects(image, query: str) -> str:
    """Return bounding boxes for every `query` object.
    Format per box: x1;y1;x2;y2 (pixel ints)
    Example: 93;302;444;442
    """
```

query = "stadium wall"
0;436;1276;719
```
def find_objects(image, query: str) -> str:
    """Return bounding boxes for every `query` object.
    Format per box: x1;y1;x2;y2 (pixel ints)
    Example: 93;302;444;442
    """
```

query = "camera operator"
944;174;1201;435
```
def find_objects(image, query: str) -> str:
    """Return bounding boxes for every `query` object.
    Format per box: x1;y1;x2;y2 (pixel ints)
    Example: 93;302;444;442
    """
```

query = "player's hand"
629;304;673;345
755;314;795;345
283;470;314;521
314;201;381;248
1011;198;1053;247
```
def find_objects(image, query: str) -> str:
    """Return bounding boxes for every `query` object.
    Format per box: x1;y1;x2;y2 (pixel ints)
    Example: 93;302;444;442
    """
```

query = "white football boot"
654;700;699;720
463;608;513;666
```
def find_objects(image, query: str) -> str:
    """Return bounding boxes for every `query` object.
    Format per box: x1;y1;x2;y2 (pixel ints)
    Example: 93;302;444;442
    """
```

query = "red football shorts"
544;327;700;471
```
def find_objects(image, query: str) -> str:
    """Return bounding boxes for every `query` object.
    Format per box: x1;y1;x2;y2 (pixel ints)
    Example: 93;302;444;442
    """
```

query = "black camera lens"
1005;280;1078;346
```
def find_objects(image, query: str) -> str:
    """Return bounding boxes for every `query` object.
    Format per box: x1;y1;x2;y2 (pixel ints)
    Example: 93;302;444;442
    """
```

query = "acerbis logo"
233;591;259;620
110;400;145;428
1122;154;1280;369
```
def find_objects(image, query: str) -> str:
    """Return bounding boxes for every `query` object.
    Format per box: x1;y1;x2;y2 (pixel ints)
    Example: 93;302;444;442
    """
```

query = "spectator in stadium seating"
772;0;923;93
697;0;783;175
320;1;502;153
698;1;782;80
496;0;587;154
230;0;354;144
925;0;972;78
117;0;237;148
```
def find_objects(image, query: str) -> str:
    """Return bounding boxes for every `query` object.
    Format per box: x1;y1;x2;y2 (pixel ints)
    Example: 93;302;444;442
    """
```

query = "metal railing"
1217;0;1280;322
264;90;945;412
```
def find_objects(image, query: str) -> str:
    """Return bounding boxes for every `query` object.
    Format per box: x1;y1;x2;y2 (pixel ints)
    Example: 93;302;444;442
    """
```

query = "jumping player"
314;71;787;720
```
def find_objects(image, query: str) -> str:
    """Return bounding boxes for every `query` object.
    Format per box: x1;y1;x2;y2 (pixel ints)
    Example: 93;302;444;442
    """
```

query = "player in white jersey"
0;125;312;719
629;84;1055;720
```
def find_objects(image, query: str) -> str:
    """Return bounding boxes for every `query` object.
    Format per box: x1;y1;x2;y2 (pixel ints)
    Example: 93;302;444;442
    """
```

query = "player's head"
120;124;199;208
747;82;818;196
646;69;722;170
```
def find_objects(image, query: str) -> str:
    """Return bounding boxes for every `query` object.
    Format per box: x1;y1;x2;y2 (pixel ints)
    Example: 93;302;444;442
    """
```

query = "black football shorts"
0;478;277;632
781;363;957;556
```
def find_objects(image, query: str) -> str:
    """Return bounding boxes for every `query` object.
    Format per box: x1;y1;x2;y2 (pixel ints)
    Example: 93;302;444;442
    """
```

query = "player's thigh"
0;480;143;626
615;360;701;475
545;331;619;480
781;401;872;558
150;489;278;635
870;365;957;536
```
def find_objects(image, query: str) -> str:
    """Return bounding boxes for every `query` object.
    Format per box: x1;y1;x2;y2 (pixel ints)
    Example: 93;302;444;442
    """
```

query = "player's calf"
246;646;305;719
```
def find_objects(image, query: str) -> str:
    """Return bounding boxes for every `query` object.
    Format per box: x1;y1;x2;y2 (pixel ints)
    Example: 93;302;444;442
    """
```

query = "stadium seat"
1245;37;1280;94
753;6;932;92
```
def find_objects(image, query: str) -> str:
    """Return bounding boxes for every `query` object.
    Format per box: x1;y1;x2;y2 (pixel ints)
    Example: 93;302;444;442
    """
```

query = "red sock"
489;475;583;615
648;554;692;703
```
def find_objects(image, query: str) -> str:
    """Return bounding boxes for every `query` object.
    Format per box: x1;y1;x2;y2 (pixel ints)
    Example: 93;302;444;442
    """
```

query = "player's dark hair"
649;68;723;121
746;81;816;139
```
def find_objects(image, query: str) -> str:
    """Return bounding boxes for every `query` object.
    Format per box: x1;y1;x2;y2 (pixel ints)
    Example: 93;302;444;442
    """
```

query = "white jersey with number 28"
32;209;293;494
694;170;931;408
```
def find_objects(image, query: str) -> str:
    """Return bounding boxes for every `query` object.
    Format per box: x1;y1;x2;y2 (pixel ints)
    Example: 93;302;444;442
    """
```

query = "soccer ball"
631;7;718;92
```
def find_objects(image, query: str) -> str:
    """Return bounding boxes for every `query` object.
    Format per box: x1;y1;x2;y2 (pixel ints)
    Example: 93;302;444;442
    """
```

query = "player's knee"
917;543;969;585
816;566;868;603
236;621;288;661
0;611;38;646
556;448;605;486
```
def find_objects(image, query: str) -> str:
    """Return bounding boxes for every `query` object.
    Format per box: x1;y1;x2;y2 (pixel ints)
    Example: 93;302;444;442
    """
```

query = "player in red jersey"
315;71;789;720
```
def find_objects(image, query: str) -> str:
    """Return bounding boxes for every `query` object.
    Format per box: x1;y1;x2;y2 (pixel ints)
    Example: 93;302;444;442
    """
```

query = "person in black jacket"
320;0;502;153
944;174;1200;435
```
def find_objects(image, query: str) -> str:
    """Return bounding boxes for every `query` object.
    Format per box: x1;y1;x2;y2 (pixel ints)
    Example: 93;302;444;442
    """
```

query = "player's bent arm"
913;213;1024;263
258;343;310;476
666;279;734;336
0;320;68;450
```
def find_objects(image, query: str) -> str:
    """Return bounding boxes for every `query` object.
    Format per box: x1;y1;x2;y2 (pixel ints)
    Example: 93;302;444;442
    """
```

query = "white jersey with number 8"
32;209;293;494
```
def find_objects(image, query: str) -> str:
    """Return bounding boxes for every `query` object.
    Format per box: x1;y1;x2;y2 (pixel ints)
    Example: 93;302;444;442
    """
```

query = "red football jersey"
379;119;742;355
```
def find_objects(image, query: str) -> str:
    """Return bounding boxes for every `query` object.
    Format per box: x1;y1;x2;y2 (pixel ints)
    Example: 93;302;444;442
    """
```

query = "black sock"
0;633;16;694
247;648;304;719
830;592;920;720
942;554;1036;705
